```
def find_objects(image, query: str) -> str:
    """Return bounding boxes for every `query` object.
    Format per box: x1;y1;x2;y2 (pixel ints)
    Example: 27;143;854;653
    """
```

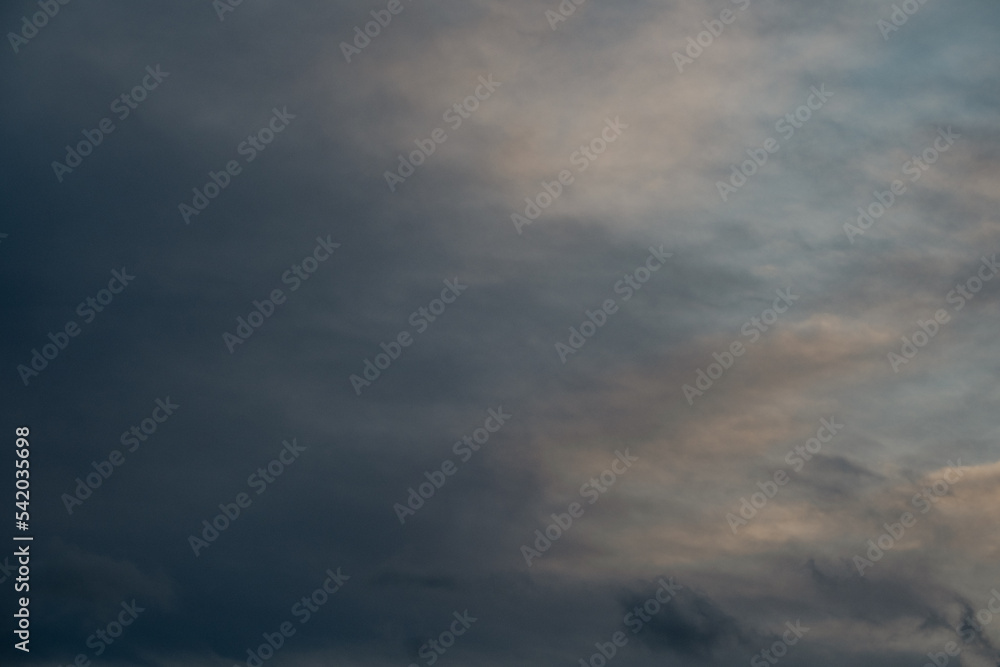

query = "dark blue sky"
2;0;1000;665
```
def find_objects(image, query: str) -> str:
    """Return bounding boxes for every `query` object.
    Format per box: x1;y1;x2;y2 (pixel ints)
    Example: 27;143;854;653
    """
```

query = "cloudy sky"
2;0;1000;665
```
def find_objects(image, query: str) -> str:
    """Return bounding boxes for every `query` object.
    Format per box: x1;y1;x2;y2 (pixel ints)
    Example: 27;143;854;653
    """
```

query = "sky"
2;0;1000;665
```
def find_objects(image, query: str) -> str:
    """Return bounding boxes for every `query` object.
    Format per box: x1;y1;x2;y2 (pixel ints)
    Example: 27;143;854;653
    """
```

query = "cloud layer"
2;0;999;664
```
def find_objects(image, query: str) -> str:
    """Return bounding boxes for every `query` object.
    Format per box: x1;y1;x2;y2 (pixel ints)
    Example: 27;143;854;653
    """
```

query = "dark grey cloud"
626;586;750;659
2;0;1000;665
